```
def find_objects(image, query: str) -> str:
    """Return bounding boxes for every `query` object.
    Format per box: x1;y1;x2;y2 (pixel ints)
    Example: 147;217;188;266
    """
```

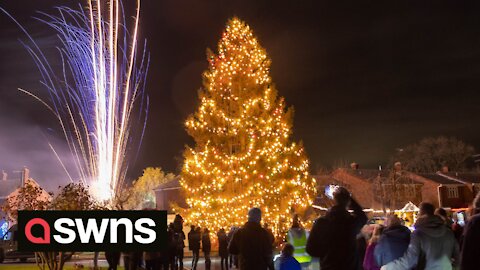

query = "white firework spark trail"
1;0;150;202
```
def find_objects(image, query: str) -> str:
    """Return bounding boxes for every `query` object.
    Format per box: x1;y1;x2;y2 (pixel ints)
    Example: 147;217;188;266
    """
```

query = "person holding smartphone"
306;186;367;270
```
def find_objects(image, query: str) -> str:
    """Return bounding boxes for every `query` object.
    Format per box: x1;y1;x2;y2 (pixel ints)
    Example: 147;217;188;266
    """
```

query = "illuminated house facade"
315;164;480;210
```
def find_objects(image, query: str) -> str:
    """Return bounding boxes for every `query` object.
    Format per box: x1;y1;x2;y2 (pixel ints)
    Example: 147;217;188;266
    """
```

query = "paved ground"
183;256;237;270
0;253;321;270
0;255;230;270
0;257;112;269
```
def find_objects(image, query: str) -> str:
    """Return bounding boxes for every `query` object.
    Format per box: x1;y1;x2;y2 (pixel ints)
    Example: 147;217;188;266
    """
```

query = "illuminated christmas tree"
179;18;316;235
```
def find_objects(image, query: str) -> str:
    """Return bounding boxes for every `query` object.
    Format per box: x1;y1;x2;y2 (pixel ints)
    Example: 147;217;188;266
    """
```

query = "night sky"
1;1;480;187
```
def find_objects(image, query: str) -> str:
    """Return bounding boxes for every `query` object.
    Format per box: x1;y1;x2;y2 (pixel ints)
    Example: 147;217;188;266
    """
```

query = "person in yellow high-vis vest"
287;215;312;269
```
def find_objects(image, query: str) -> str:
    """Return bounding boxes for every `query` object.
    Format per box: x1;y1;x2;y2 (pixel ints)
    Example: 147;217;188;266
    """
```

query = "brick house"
0;167;51;227
316;163;423;211
321;163;480;209
408;171;480;208
445;172;480;197
154;176;187;213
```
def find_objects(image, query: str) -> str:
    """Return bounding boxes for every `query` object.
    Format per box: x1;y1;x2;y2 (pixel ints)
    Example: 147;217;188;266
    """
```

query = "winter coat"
363;243;380;270
451;222;463;244
144;251;161;261
189;230;201;251
202;232;211;253
173;230;186;250
383;215;459;270
218;231;229;258
167;229;177;258
266;227;275;248
275;255;302;270
374;225;411;266
228;221;273;270
306;202;368;270
460;213;480;270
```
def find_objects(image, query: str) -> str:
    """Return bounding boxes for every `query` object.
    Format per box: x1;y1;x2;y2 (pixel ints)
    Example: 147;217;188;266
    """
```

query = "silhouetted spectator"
173;215;185;270
203;228;212;270
306;187;367;270
435;207;453;227
105;251;120;270
460;194;480;270
218;228;229;270
189;225;201;270
228;207;273;270
228;226;239;268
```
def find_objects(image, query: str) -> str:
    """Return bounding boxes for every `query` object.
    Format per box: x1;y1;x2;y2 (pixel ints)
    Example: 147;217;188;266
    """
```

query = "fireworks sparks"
2;0;149;202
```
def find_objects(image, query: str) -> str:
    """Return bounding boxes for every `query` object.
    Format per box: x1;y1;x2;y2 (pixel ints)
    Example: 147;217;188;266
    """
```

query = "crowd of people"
102;214;241;270
217;186;479;270
102;186;480;270
305;186;480;270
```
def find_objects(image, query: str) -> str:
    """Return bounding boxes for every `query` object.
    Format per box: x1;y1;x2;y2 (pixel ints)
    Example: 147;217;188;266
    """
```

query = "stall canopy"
397;201;419;212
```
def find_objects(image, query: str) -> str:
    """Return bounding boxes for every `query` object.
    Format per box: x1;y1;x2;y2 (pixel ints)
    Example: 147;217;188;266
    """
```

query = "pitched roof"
344;169;422;185
418;173;465;185
154;176;181;191
444;172;480;184
346;169;389;181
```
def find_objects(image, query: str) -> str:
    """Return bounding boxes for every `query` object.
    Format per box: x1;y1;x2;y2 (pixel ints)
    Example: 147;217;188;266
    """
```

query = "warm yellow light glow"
179;18;316;236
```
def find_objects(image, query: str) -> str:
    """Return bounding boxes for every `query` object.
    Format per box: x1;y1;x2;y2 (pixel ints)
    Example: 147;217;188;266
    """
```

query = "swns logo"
18;210;167;251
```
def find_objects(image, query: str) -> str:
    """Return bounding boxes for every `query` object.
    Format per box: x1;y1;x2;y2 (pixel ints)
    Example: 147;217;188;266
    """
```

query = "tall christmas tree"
179;18;316;235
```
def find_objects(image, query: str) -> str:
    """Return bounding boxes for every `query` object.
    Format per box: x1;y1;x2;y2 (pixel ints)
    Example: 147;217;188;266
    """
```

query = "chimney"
441;166;449;173
21;167;30;185
394;162;402;171
350;162;359;170
2;170;7;181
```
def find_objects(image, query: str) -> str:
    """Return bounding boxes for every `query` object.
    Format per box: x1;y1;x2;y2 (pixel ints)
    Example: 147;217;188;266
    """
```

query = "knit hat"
248;207;262;223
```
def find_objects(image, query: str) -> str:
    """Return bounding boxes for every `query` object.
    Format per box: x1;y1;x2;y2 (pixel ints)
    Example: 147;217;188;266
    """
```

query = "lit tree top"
179;18;316;235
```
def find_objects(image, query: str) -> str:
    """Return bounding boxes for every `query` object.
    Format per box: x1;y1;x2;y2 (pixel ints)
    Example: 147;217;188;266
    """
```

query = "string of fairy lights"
178;18;316;236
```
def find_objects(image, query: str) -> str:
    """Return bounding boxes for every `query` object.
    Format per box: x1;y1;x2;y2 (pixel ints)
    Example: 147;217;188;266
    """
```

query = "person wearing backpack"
306;187;367;270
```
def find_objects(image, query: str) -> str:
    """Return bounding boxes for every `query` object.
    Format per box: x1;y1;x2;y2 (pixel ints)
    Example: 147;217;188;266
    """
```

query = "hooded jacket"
276;255;302;270
460;213;480;270
383;215;459;270
374;225;411;266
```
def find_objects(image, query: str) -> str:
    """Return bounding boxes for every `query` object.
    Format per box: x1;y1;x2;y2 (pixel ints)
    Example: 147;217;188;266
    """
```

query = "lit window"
447;186;459;198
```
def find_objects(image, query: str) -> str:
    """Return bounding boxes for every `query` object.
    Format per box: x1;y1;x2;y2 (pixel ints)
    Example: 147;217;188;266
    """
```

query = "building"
154;176;187;213
0;167;51;233
0;167;35;206
322;163;423;211
318;163;480;210
409;170;480;208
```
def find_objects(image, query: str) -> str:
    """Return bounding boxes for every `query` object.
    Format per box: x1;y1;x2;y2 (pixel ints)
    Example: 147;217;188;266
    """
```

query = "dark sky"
1;0;480;187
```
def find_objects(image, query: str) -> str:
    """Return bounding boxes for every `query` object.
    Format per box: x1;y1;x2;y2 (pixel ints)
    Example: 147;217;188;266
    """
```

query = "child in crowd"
363;225;384;270
275;243;301;270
